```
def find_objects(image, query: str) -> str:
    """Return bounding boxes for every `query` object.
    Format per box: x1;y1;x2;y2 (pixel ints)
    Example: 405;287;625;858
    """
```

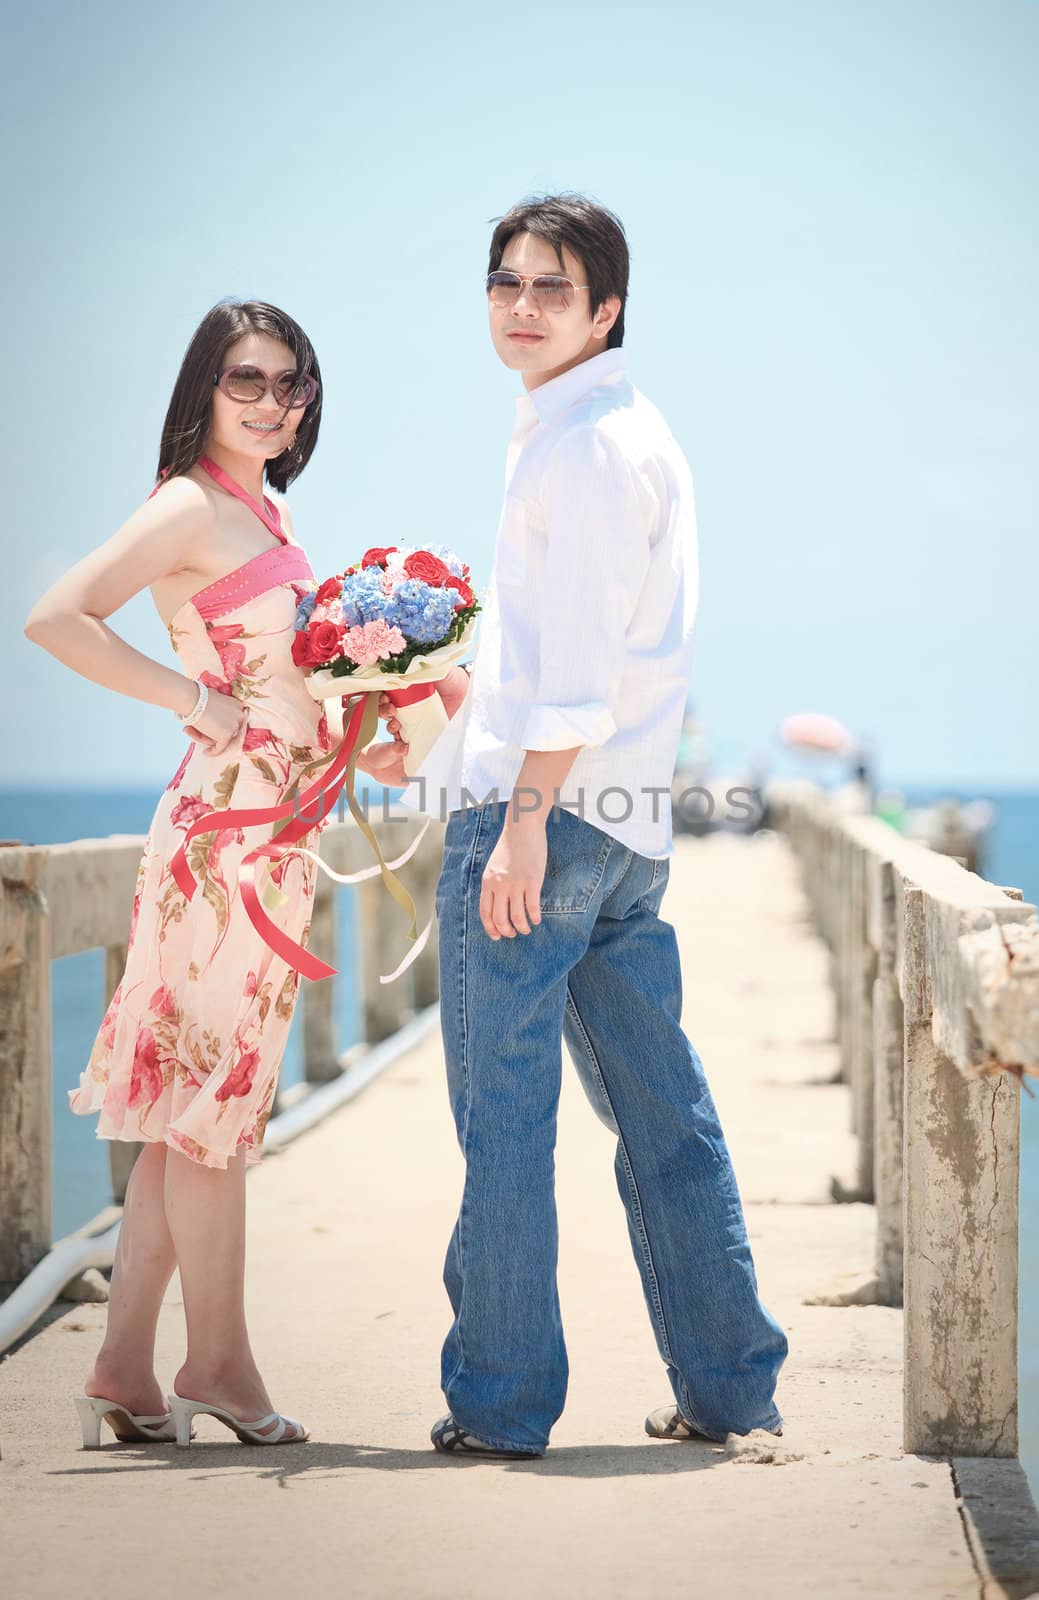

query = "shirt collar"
514;347;627;431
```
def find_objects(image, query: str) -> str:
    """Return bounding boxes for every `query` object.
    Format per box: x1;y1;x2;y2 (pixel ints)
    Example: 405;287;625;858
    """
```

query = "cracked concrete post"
849;839;876;1200
302;886;340;1084
902;886;1020;1457
0;879;52;1284
405;821;443;1013
360;819;418;1043
871;858;903;1304
838;832;855;1090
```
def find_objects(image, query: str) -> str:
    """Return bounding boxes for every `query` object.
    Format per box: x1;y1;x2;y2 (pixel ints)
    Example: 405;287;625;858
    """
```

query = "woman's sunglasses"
214;364;319;409
485;270;589;313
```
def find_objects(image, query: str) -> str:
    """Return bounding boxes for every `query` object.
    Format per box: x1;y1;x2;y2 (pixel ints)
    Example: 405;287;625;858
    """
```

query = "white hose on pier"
0;1222;121;1356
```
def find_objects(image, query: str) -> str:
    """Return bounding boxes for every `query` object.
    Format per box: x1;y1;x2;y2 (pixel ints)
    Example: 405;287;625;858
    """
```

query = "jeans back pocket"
540;811;614;915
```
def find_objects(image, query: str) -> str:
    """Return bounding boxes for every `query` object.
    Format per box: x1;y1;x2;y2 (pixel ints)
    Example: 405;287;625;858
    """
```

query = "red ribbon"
385;682;437;708
170;695;369;981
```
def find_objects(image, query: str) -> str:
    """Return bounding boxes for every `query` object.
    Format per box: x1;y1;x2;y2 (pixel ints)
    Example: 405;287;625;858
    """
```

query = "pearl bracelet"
177;679;209;726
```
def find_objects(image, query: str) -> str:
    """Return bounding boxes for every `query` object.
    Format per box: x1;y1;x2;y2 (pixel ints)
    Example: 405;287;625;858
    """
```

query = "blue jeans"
434;800;788;1455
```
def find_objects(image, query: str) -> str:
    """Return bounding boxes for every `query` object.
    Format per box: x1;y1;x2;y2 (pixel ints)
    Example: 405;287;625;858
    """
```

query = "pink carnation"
341;619;406;668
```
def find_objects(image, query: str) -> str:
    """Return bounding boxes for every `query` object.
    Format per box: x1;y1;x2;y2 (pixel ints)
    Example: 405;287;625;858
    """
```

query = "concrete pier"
2;824;1037;1599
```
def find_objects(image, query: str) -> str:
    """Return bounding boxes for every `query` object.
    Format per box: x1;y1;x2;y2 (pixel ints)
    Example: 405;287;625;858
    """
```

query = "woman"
25;299;391;1448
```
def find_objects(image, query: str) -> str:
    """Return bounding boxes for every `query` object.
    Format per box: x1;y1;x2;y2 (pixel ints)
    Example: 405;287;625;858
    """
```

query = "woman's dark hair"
157;299;322;492
487;193;629;348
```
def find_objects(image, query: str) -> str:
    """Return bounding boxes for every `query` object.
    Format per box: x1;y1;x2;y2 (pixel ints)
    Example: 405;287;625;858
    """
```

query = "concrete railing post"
301;885;340;1084
901;884;1020;1457
359;877;415;1043
0;879;53;1284
849;839;876;1201
870;858;903;1304
409;823;443;1012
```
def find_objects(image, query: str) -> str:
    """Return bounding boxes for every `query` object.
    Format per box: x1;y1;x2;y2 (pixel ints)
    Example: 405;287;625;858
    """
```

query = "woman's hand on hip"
187;692;249;757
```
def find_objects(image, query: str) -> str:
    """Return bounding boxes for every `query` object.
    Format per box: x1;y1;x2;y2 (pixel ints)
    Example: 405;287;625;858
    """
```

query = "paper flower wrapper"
303;620;476;776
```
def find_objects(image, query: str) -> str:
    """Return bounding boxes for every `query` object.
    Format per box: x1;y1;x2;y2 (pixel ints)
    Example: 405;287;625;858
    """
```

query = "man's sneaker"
430;1415;540;1459
645;1404;782;1440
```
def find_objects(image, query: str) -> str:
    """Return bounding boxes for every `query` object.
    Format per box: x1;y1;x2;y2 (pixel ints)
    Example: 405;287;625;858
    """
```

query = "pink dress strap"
197;454;287;542
147;457;287;544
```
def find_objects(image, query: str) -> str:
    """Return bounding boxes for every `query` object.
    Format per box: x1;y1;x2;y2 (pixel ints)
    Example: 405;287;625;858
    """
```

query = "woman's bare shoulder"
143;470;218;524
133;472;220;557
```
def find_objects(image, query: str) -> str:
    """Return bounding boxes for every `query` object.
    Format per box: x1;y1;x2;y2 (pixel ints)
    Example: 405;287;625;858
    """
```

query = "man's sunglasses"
485;270;589;313
213;364;320;409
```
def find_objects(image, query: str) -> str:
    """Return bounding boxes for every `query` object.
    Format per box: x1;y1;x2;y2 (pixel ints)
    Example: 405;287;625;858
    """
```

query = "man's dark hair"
487;193;629;348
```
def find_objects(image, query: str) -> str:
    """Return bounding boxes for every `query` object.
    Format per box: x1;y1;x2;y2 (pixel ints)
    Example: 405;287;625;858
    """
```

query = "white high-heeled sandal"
167;1393;309;1447
74;1394;178;1448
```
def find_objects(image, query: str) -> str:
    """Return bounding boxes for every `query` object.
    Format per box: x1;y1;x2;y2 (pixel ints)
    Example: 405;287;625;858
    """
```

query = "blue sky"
4;0;1036;790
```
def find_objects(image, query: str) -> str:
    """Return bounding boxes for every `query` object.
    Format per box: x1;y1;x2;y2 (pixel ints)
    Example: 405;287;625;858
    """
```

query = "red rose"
308;620;344;663
445;575;474;609
403;550;451;586
315;576;342;604
291;630;312;667
361;547;397;568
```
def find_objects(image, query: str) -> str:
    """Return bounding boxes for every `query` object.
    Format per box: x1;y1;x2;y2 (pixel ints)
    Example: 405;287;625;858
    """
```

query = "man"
371;193;788;1459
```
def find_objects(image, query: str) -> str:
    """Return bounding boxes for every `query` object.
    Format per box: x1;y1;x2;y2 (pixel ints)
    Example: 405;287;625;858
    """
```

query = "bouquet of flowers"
292;543;479;775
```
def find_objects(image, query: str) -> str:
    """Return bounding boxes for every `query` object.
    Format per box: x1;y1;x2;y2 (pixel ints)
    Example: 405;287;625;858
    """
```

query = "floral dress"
70;460;332;1168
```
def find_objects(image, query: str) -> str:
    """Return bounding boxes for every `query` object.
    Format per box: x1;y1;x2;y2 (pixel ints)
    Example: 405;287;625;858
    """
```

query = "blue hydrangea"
293;594;316;631
384;579;457;643
339;568;391;627
337;569;457;645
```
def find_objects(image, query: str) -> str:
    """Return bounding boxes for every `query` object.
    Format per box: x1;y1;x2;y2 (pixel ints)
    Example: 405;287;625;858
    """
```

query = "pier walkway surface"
0;831;1029;1599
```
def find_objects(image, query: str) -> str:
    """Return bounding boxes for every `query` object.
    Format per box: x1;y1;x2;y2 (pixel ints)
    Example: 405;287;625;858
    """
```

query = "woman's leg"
164;1146;292;1432
85;1141;176;1414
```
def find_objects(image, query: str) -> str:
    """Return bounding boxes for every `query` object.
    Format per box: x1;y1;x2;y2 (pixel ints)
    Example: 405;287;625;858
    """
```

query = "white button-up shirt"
398;347;699;859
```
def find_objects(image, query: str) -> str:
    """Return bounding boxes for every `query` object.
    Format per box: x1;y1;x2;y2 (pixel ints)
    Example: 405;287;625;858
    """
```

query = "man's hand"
435;665;471;721
356;738;411;788
480;815;546;939
378;667;470;741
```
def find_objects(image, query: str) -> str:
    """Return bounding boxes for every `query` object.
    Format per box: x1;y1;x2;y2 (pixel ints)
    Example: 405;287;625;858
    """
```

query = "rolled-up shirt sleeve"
520;424;653;752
